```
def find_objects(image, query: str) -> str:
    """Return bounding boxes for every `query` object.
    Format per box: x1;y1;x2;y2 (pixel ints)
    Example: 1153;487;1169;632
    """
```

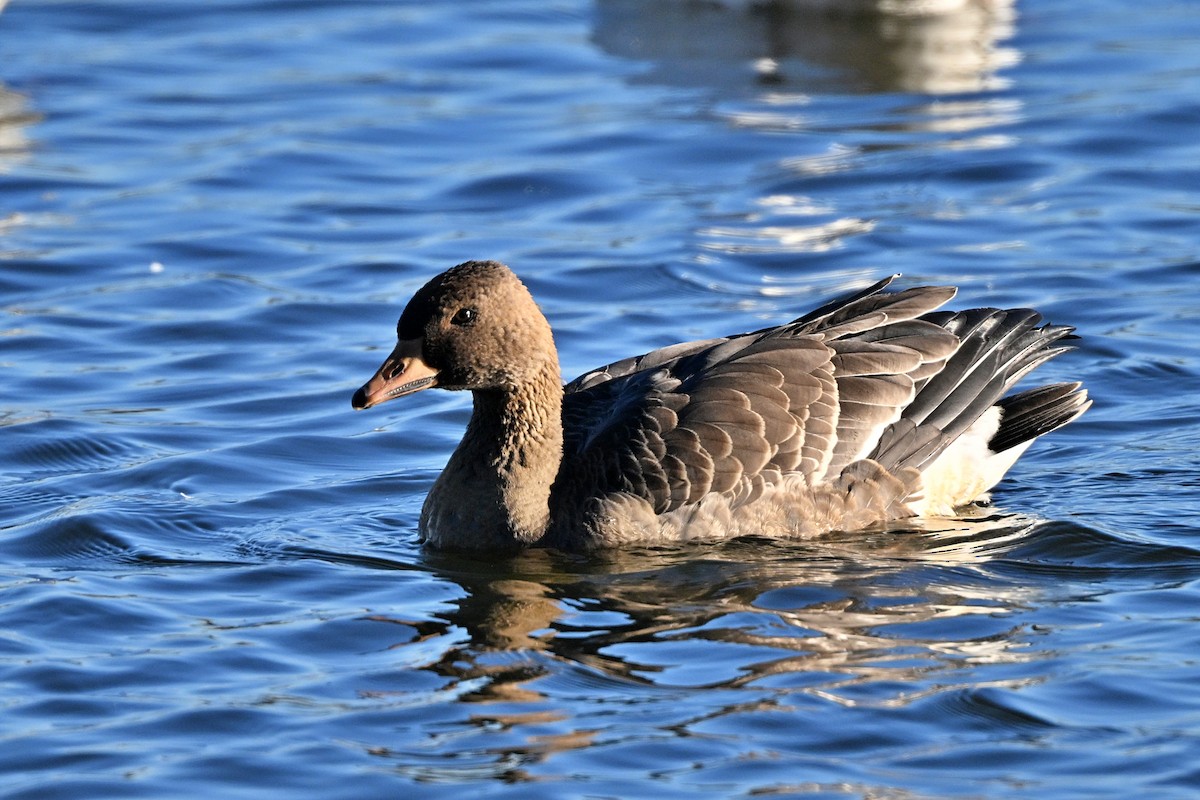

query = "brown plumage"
351;261;1089;552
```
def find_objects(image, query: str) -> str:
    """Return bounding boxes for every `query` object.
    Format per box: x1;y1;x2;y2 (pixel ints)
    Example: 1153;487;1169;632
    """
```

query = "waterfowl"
352;261;1089;552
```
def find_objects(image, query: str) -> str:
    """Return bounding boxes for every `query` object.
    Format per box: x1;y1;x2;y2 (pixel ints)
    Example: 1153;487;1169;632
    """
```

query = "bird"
351;260;1089;553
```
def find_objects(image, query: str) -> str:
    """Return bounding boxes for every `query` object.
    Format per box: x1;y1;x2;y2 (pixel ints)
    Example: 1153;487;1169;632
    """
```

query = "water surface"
3;0;1200;797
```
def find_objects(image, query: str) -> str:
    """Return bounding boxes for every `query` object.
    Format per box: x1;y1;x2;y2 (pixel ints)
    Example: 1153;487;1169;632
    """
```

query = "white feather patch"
908;405;1033;517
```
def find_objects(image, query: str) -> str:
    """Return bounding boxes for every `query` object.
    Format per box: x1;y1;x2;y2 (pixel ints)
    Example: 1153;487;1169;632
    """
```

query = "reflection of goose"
352;261;1088;552
378;524;1051;781
0;84;36;176
415;520;1048;694
594;0;1018;95
0;1;34;173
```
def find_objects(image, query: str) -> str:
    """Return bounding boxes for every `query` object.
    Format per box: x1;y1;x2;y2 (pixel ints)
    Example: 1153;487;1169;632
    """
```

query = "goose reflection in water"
594;0;1023;270
0;73;42;239
0;84;37;182
593;0;1019;96
0;0;34;176
359;519;1047;779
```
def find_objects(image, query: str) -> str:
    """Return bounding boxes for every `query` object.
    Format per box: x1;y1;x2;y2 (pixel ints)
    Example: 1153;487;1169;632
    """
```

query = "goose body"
352;261;1089;552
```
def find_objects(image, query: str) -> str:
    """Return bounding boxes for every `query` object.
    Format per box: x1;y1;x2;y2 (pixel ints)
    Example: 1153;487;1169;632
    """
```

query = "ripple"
3;506;233;567
997;520;1200;576
939;685;1059;731
4;417;154;479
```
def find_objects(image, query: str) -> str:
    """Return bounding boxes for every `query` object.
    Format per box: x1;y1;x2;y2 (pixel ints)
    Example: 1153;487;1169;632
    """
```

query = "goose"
352;261;1089;552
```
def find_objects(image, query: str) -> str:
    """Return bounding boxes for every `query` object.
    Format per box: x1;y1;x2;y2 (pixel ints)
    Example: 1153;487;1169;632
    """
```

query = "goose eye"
451;307;477;326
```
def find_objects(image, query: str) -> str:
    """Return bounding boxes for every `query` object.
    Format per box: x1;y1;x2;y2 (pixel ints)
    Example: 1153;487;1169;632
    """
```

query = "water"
2;0;1200;796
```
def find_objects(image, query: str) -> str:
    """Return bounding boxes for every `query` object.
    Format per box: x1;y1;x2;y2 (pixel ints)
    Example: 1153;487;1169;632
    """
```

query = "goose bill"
351;339;439;409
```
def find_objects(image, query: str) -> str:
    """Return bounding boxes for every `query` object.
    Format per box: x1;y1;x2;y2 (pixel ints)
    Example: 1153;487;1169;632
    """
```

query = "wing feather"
553;275;1080;529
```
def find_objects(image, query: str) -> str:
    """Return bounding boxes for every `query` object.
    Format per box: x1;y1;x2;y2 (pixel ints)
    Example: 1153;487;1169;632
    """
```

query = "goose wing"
555;276;962;516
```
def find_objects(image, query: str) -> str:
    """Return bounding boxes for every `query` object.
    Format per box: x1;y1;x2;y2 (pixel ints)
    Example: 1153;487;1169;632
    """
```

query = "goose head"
351;260;557;410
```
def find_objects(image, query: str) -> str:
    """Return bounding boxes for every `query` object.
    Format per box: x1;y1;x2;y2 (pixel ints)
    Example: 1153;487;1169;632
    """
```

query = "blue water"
3;0;1200;797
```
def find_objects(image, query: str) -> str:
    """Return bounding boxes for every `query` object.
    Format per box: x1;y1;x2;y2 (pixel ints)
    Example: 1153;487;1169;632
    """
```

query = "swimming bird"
352;261;1089;552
